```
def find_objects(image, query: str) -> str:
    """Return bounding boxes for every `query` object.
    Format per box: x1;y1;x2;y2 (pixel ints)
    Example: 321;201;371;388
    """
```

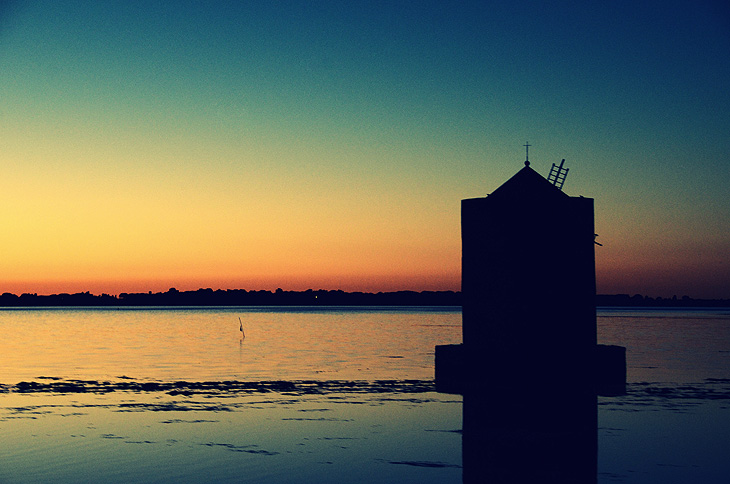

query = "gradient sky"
1;1;728;298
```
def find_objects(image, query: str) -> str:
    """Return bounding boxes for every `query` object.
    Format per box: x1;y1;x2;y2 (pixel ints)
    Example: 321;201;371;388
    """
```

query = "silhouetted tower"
459;158;598;483
461;159;596;385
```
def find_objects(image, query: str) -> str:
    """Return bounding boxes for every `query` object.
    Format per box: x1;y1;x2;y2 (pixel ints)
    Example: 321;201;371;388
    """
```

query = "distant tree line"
0;288;727;307
595;294;730;308
0;288;461;307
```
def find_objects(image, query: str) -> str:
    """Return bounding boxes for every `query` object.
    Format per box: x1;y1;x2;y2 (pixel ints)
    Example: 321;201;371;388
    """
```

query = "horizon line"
1;287;728;302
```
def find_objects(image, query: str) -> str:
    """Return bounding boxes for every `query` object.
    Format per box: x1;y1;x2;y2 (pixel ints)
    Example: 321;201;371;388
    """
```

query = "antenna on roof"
547;159;569;190
523;141;531;166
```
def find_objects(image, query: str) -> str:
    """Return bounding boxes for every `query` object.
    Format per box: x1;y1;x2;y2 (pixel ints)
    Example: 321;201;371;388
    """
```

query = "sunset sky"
1;1;728;298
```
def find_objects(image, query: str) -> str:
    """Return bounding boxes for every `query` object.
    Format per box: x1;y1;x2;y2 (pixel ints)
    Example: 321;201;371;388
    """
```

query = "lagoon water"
0;307;461;383
1;307;729;483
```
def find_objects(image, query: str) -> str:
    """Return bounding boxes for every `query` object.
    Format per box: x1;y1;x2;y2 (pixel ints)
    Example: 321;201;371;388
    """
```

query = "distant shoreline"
0;288;728;307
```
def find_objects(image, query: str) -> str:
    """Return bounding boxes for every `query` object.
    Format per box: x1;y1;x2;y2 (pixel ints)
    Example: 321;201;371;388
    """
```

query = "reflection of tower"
437;156;606;482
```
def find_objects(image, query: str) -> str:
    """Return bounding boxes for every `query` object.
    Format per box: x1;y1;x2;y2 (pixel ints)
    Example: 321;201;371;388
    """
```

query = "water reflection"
0;308;461;383
462;386;596;483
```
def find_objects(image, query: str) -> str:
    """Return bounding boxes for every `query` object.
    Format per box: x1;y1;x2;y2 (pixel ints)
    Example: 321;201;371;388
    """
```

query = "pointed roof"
489;163;568;201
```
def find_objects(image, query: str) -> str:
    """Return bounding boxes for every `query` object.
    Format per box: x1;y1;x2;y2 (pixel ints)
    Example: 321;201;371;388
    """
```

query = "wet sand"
3;378;438;396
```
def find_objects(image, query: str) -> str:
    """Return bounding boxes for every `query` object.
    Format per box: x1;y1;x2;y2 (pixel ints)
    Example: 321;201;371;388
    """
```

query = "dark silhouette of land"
596;293;730;307
0;288;461;307
0;288;726;307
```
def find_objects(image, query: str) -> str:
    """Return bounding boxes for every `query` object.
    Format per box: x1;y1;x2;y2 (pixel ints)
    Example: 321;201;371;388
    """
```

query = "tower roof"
489;164;569;201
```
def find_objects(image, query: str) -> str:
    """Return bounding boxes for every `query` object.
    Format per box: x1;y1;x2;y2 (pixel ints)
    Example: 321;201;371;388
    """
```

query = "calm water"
596;307;730;484
597;307;730;384
1;307;729;483
0;306;461;383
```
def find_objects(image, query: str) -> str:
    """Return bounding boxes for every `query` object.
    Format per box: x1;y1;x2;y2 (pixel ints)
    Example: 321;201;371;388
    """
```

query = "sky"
0;1;728;298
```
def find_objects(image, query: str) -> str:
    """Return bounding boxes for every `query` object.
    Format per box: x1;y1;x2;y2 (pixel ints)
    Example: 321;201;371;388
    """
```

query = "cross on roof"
523;141;531;166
